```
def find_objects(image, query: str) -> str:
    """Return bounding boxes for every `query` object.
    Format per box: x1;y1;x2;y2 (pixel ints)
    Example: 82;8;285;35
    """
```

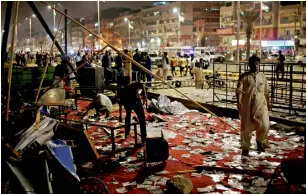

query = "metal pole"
236;1;240;68
97;1;101;49
177;11;180;46
6;1;19;121
30;17;32;50
1;1;13;78
65;9;67;55
53;4;56;33
128;20;130;49
41;1;240;133
259;1;262;58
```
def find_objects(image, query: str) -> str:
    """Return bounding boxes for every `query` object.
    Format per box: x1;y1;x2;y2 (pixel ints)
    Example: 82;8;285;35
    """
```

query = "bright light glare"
48;5;51;9
89;34;92;36
54;28;57;31
32;14;36;17
124;18;128;22
173;8;178;13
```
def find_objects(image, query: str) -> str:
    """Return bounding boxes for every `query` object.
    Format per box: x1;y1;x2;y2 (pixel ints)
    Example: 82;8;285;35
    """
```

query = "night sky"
1;1;153;39
1;1;302;40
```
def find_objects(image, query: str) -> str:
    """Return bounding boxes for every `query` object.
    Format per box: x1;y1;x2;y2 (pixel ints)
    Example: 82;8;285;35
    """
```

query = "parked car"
297;54;306;66
149;53;162;66
209;52;226;63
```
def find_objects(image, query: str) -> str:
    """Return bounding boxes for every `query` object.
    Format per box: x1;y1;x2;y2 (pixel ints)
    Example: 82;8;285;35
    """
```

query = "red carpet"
66;100;305;193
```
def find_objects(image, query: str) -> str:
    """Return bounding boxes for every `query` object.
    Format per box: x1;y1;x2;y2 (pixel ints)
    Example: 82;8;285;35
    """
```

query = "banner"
216;28;233;35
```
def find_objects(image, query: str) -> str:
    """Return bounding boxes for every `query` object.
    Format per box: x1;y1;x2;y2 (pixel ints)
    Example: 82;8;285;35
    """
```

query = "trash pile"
66;104;305;193
149;95;198;115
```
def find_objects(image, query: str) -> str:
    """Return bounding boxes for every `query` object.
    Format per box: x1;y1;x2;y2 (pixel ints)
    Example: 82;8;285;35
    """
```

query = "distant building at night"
218;1;306;53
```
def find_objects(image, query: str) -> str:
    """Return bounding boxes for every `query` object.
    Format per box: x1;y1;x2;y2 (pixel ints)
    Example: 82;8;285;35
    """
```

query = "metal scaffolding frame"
210;62;306;117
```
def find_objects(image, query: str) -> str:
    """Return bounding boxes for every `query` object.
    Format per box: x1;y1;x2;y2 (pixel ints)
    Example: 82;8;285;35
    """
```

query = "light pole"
26;14;35;51
173;8;180;47
97;1;101;49
259;1;262;58
124;18;130;49
48;4;57;33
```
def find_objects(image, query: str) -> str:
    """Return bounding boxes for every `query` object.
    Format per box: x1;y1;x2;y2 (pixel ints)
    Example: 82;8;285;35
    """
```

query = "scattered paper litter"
197;185;216;192
216;184;230;190
116;187;127;193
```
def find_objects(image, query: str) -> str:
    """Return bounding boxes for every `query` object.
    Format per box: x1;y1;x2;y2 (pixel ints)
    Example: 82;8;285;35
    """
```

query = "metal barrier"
211;62;306;117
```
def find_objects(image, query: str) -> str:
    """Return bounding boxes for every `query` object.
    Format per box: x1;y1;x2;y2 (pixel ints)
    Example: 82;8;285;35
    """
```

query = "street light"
173;7;180;47
47;4;57;33
124;17;130;49
26;15;36;50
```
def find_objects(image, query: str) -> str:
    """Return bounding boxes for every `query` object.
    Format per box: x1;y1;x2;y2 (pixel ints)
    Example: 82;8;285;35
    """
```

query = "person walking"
170;56;177;77
236;56;270;156
275;50;285;79
162;52;169;80
179;56;185;77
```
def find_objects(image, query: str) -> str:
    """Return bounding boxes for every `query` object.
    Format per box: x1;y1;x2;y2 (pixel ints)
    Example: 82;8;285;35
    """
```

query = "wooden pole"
6;1;19;121
41;1;239;133
35;15;63;104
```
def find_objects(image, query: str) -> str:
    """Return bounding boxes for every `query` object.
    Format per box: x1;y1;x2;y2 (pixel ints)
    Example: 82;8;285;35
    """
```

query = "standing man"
53;56;70;88
162;52;169;80
275;50;285;79
115;54;124;77
144;52;152;88
236;56;270;156
102;50;114;85
133;49;141;81
123;49;132;82
170;56;177;77
119;82;147;144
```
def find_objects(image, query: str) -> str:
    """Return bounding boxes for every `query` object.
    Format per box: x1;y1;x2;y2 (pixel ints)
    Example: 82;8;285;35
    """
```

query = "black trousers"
124;98;147;143
275;64;284;79
171;66;176;76
137;70;145;82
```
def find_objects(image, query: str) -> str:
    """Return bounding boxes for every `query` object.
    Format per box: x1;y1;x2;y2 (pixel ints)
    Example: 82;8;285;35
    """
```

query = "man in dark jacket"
144;52;152;87
276;50;285;79
115;54;124;76
102;50;114;85
119;82;147;144
53;56;70;88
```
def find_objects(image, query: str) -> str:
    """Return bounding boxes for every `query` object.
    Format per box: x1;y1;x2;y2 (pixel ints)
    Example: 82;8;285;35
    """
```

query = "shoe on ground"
242;150;249;156
257;141;265;152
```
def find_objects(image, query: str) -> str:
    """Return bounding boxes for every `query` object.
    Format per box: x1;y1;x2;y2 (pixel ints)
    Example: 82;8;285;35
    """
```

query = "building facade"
218;1;305;53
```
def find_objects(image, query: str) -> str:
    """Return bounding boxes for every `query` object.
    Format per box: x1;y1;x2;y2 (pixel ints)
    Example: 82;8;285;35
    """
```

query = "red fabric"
65;100;304;194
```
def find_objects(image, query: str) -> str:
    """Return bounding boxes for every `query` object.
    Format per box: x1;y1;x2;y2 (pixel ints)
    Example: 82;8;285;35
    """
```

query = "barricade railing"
211;62;306;116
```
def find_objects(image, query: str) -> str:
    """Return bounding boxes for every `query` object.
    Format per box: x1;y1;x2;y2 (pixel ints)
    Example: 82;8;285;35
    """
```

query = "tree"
239;8;260;59
132;17;146;47
38;35;47;52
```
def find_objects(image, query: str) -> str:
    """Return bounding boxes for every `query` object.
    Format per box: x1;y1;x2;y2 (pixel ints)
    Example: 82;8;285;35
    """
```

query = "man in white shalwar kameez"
236;56;270;156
